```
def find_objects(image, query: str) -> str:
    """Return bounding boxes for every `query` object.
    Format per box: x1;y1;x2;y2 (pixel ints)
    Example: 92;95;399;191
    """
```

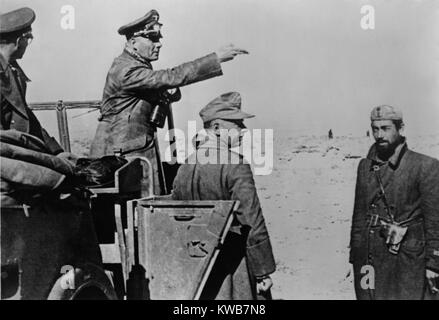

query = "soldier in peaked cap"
0;7;63;154
172;92;276;300
349;105;439;300
1;8;104;299
89;9;249;195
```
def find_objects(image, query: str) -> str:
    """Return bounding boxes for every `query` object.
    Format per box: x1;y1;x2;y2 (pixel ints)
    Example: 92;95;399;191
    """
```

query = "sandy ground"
255;134;439;299
71;133;439;300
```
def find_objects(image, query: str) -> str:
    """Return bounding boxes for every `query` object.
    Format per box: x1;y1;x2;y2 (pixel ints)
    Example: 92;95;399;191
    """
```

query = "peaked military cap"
118;9;162;39
0;7;35;35
200;92;255;123
370;105;403;121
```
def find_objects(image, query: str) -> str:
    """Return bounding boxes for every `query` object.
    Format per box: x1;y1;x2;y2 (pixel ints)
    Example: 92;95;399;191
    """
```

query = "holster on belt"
367;213;415;255
380;221;408;255
367;165;419;255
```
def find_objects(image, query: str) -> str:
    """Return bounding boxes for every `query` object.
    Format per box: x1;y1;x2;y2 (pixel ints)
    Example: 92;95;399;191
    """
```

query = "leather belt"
367;213;423;228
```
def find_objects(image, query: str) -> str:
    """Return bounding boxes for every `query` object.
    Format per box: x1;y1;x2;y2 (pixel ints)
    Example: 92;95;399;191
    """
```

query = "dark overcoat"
0;53;63;155
0;54;102;300
1;131;101;300
350;141;439;300
89;50;222;194
172;147;276;300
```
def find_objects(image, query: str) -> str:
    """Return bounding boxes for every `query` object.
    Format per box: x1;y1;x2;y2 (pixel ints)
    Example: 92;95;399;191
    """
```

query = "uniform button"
370;230;374;234
11;120;15;124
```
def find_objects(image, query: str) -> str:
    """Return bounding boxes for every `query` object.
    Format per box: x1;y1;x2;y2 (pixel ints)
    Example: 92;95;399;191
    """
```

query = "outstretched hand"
215;44;249;63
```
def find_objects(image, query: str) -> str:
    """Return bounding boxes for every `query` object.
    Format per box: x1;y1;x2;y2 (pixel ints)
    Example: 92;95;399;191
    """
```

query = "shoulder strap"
372;164;394;222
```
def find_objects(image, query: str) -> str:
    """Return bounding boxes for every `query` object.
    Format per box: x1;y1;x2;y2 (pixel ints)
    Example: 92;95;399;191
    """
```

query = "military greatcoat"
350;141;439;300
172;140;276;300
0;53;62;155
0;52;102;299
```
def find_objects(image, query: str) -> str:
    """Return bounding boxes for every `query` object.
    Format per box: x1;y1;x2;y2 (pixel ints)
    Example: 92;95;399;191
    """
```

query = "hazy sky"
2;0;438;140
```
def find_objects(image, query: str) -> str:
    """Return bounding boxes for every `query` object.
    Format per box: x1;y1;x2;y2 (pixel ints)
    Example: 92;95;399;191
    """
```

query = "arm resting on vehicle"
1;157;66;191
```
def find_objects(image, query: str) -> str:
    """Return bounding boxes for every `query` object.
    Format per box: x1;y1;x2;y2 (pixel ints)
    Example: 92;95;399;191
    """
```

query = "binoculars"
149;88;181;128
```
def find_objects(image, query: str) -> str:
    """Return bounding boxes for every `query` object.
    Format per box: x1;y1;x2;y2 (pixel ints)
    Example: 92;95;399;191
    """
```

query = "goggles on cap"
20;31;34;45
133;23;162;42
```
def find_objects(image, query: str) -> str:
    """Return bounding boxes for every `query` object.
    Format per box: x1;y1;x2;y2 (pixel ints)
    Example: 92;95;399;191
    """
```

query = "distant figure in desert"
366;130;370;137
349;105;439;300
328;129;333;139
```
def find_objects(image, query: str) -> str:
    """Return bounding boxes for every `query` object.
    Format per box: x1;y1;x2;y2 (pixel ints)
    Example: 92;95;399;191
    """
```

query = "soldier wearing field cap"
89;9;249;194
172;92;276;300
350;105;439;300
199;92;255;122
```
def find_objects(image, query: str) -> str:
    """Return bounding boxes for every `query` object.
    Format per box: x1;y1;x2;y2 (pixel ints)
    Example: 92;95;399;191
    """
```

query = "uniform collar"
10;60;31;82
0;53;30;79
0;52;29;119
123;47;152;68
0;52;8;70
367;138;407;169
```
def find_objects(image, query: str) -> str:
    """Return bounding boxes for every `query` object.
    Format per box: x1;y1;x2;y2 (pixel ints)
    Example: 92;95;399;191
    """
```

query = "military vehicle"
1;100;237;300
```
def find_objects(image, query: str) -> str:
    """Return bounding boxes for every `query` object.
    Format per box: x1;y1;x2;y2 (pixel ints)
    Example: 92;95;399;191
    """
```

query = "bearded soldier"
89;9;248;194
349;105;439;300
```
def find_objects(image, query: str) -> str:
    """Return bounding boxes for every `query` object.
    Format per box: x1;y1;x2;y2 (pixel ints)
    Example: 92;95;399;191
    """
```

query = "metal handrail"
29;100;101;111
28;100;102;152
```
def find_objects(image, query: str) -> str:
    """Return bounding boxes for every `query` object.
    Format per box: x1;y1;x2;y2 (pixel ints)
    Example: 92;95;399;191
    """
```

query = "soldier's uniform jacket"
172;136;276;299
350;140;439;300
0;52;99;299
89;50;222;193
0;53;63;155
0;130;101;299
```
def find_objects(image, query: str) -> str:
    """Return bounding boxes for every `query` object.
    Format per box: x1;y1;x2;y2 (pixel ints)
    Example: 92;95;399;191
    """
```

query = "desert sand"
71;133;439;300
256;133;439;299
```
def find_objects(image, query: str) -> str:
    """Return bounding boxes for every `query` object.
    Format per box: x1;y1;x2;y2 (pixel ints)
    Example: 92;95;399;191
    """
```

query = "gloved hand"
426;269;439;294
57;152;79;165
256;275;273;294
73;155;128;187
